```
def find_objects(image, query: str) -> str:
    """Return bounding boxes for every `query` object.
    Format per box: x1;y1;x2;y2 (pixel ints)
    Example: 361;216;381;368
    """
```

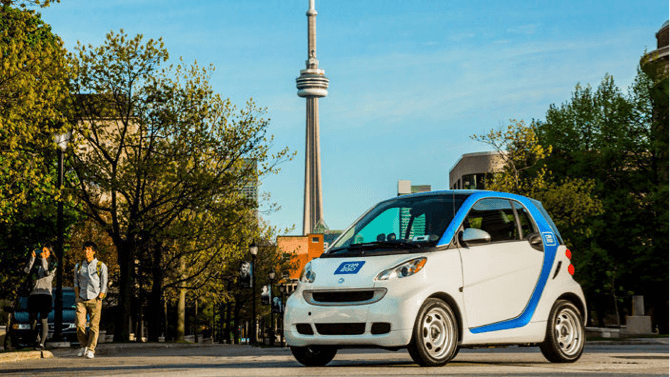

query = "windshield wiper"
327;241;424;256
325;248;360;257
346;241;422;251
356;241;421;249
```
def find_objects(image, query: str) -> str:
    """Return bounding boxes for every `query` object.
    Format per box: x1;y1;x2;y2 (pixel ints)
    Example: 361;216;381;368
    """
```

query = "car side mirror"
460;228;491;246
528;233;544;251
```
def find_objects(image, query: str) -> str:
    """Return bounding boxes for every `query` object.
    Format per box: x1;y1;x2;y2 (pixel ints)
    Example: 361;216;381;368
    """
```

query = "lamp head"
249;241;258;256
54;130;72;152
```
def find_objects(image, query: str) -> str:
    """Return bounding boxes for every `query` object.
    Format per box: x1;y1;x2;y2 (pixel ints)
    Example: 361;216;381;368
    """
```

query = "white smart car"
284;190;586;367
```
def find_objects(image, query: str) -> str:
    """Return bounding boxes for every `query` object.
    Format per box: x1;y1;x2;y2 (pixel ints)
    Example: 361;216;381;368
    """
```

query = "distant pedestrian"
74;241;108;359
24;243;58;350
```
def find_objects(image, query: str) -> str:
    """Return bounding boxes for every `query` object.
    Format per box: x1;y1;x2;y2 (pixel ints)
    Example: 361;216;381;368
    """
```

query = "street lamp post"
279;283;286;348
53;130;71;343
268;271;275;346
249;241;258;346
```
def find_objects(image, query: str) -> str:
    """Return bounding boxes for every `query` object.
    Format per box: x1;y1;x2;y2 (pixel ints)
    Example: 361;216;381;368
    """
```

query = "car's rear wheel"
290;345;338;366
408;298;459;367
540;299;585;363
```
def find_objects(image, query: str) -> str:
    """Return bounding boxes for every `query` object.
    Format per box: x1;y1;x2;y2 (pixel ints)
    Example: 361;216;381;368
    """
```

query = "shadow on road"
0;356;558;375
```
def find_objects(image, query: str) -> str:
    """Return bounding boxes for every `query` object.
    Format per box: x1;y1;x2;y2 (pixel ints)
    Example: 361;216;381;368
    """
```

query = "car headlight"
300;262;316;283
375;257;427;281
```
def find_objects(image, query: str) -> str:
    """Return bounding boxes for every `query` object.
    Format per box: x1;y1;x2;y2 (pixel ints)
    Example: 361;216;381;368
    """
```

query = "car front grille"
312;290;374;303
315;323;366;335
303;288;387;306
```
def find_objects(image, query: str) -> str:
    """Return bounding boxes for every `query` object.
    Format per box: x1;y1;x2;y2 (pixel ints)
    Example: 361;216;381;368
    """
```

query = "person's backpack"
77;260;102;277
76;260;105;298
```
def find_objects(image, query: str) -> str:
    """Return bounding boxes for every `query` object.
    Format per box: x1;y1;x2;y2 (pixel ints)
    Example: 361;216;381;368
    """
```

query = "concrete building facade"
449;151;505;190
641;20;669;188
642;20;669;70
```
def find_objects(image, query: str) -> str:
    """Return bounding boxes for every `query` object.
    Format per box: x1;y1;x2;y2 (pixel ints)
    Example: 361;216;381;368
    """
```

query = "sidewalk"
1;337;667;364
0;350;54;363
0;342;273;364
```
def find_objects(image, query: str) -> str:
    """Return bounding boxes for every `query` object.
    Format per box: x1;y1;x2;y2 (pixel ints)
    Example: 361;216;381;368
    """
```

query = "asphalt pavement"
0;339;667;377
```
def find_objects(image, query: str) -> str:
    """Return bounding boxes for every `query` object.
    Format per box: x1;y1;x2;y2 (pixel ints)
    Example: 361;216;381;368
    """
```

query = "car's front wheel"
408;298;459;367
540;299;585;363
290;345;338;366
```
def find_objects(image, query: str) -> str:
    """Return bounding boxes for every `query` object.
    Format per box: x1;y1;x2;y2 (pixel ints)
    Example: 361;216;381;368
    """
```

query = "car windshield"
328;193;468;255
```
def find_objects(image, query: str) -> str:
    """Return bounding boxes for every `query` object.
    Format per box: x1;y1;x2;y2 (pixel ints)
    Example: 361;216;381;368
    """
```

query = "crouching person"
74;241;108;359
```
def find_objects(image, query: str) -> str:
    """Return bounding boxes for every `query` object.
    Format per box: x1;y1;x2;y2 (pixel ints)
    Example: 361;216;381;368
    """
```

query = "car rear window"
530;199;564;245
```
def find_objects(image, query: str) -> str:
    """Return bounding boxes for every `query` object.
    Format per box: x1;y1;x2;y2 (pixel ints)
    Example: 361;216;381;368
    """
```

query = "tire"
451;346;460;360
290;345;338;366
540;300;585;363
407;298;459;367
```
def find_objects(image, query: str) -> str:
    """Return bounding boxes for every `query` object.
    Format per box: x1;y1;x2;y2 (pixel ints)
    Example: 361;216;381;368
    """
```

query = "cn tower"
297;0;329;235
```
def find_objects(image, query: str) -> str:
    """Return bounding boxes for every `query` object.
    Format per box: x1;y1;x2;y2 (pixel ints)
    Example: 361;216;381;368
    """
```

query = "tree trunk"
148;246;164;342
176;257;187;341
164;299;169;340
233;298;240;345
224;284;232;343
114;242;134;342
194;299;199;343
147;276;162;341
177;287;186;341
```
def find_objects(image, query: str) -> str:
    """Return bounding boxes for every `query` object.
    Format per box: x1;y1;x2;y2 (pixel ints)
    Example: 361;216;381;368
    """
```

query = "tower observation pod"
297;0;329;235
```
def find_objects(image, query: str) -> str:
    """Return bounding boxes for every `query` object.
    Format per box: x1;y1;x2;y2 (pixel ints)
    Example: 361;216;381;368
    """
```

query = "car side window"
464;198;517;243
512;201;537;239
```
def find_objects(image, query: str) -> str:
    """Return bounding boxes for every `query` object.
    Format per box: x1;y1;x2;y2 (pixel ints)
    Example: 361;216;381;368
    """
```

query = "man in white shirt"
74;241;108;359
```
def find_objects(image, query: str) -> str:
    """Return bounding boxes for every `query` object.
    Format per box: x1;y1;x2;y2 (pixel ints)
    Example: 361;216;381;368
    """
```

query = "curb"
0;350;53;364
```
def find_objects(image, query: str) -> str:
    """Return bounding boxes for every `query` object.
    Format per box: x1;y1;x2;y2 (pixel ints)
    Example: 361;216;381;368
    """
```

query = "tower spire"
297;0;329;235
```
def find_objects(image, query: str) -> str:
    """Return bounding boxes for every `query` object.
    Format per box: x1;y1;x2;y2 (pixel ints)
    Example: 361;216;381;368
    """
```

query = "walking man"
74;241;108;359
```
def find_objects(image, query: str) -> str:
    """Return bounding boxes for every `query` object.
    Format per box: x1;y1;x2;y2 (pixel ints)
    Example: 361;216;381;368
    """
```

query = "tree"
0;4;71;222
67;30;293;341
472;120;603;248
0;0;59;8
537;71;668;331
159;218;297;342
0;2;80;301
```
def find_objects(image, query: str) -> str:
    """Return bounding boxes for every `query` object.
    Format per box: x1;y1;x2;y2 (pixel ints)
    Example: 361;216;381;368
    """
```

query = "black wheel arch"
556;293;587;325
427;292;463;343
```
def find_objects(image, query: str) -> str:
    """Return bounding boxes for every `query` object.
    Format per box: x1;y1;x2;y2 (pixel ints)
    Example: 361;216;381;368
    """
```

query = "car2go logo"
334;261;365;274
542;232;557;246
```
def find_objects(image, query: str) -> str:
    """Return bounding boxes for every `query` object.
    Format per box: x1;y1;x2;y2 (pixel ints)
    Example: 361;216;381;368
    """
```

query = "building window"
461;173;489;190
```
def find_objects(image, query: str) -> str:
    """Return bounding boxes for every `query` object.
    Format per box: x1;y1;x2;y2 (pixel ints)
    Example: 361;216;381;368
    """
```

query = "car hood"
12;309;76;324
306;254;422;290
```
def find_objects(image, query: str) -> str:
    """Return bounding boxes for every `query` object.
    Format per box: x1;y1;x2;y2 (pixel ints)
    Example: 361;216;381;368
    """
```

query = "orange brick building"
277;234;324;280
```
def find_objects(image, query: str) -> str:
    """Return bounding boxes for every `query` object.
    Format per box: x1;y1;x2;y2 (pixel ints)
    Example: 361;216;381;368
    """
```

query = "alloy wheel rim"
554;307;583;357
421;307;456;360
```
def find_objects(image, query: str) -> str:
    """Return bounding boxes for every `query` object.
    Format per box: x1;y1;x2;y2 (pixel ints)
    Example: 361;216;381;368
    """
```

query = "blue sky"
40;0;668;234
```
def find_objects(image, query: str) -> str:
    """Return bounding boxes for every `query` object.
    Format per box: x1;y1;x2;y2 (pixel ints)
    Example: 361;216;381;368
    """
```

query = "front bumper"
8;325;77;346
284;285;423;348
